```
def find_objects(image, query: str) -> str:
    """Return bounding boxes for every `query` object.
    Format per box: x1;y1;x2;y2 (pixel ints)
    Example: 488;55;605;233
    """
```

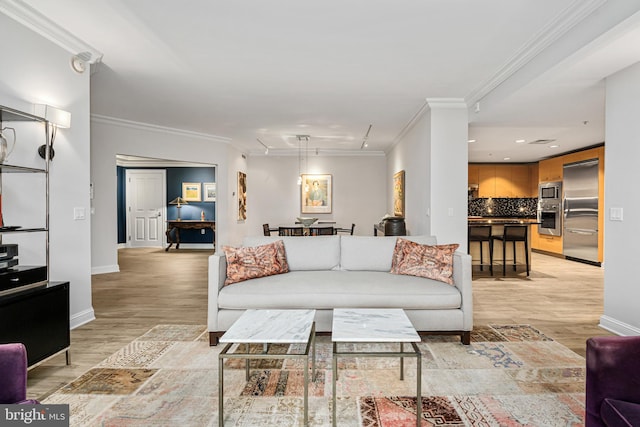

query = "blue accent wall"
117;166;127;244
116;166;216;245
166;167;216;243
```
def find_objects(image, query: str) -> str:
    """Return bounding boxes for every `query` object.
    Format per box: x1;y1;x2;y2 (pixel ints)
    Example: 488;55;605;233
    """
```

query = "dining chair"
309;226;334;236
279;227;304;236
336;223;355;235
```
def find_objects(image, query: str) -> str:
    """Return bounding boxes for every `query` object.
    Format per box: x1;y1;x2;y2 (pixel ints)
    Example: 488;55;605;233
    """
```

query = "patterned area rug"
42;324;586;426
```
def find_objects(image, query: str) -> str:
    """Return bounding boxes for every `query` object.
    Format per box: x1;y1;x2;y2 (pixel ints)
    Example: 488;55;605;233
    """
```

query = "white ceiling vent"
528;139;556;145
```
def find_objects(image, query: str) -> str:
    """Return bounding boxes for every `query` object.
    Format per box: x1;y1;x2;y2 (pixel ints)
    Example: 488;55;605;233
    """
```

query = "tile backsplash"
468;198;538;218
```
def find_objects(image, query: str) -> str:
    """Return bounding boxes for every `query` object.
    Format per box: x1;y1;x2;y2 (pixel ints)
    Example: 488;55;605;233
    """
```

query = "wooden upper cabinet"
478;165;496;197
474;163;535;198
539;157;563;182
494;165;512;197
529;163;539;196
510;165;530;197
468;164;479;186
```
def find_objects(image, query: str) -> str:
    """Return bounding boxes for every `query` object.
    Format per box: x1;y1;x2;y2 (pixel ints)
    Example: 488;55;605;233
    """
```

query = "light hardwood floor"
26;247;610;400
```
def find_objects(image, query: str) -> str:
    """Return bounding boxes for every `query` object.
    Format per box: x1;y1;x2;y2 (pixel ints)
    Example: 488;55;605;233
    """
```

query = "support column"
425;98;469;251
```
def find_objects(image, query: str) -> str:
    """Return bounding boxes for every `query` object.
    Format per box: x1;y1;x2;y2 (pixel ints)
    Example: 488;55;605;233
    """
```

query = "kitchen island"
468;217;539;275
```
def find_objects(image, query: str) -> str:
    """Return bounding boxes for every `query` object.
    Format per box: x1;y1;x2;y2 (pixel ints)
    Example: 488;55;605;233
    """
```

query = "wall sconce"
34;104;71;161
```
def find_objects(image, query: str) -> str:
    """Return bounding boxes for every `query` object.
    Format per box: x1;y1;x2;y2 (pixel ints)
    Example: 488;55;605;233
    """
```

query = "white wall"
226;150;249;247
90;117;240;271
601;61;640;335
387;109;431;236
0;13;93;328
387;100;468;247
247;154;387;236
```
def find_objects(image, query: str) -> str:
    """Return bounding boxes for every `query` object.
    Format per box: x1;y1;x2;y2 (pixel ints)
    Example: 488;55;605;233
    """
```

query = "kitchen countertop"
468;217;540;225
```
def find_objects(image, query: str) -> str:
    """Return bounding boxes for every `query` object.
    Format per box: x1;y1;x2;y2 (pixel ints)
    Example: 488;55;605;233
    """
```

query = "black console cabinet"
0;282;70;367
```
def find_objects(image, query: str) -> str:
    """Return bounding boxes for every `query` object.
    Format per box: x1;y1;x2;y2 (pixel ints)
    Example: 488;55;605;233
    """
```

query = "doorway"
125;169;166;248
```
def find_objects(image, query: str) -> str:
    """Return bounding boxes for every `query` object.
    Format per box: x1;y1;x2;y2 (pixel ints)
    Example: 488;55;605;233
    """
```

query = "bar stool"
468;225;493;275
491;225;529;276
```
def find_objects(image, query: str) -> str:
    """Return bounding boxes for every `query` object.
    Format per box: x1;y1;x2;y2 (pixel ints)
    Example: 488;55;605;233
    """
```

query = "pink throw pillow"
390;238;459;285
223;240;289;285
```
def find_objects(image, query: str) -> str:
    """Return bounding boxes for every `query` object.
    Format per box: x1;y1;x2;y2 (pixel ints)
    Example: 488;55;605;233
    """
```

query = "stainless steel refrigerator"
563;159;599;263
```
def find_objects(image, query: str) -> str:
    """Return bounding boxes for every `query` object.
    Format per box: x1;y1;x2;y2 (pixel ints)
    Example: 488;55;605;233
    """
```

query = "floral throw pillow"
390;238;459;285
223;240;289;285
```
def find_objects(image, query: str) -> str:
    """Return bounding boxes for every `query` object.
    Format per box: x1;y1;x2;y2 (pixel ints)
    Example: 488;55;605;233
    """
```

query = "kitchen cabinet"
473;164;536;198
478;165;495;197
538;157;563;182
468;164;479;186
510;165;530;197
529;164;539;196
535;234;562;254
494;165;511;196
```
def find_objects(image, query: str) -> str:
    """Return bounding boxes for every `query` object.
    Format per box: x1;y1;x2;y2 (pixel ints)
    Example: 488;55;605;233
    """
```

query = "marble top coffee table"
331;308;422;427
218;309;316;427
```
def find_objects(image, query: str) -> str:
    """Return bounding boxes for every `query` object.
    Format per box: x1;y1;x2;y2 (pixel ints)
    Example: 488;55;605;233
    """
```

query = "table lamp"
169;197;188;221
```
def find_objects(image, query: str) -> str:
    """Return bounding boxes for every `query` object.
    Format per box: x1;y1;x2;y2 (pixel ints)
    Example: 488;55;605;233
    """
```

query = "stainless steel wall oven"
537;182;562;236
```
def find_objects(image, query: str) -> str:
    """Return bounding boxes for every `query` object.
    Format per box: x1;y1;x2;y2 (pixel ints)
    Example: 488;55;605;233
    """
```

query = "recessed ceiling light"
468;139;476;143
515;139;526;143
503;157;511;161
549;145;559;148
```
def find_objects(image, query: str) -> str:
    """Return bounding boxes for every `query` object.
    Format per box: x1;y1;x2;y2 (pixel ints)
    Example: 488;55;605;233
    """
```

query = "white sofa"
208;235;473;345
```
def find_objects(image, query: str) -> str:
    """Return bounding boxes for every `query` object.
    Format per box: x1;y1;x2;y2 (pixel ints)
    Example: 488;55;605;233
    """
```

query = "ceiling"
10;0;640;162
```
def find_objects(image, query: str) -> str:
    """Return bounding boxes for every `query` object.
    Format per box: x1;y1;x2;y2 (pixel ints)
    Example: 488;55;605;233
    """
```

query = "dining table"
277;224;342;236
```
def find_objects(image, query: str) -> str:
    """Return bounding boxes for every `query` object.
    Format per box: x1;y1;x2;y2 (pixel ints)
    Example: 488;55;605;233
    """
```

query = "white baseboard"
117;243;127;249
91;264;120;275
70;308;95;330
599;315;640;336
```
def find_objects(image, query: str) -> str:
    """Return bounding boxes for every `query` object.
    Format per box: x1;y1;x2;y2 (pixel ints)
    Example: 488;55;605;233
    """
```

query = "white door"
126;169;166;248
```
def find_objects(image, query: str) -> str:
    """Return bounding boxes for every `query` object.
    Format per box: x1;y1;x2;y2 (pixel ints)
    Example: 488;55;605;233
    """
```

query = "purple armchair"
586;336;640;427
0;343;39;404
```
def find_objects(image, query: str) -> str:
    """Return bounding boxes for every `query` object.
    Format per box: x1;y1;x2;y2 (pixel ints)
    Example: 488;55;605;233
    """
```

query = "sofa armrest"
452;251;473;332
207;254;227;333
586;336;640;427
0;343;28;404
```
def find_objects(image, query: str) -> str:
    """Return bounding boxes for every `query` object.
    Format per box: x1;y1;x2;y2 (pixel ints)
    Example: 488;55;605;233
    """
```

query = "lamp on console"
169;197;188;221
34;104;71;161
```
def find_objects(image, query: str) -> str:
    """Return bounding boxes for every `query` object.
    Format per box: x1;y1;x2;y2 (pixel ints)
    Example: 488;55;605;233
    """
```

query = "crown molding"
0;0;103;63
91;114;232;144
425;98;468;109
116;154;213;168
465;0;607;106
388;100;430;153
247;148;385;157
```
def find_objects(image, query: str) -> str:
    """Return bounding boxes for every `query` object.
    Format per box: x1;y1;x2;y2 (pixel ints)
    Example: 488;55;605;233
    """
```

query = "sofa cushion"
243;235;341;271
218;270;461;310
223;240;289;285
601;398;640;427
391;238;459;285
341;235;438;271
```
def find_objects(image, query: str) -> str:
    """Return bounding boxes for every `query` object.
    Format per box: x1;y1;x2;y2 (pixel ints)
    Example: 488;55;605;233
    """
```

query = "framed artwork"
203;182;216;202
301;174;332;214
237;172;247;220
182;182;201;202
393;170;405;217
